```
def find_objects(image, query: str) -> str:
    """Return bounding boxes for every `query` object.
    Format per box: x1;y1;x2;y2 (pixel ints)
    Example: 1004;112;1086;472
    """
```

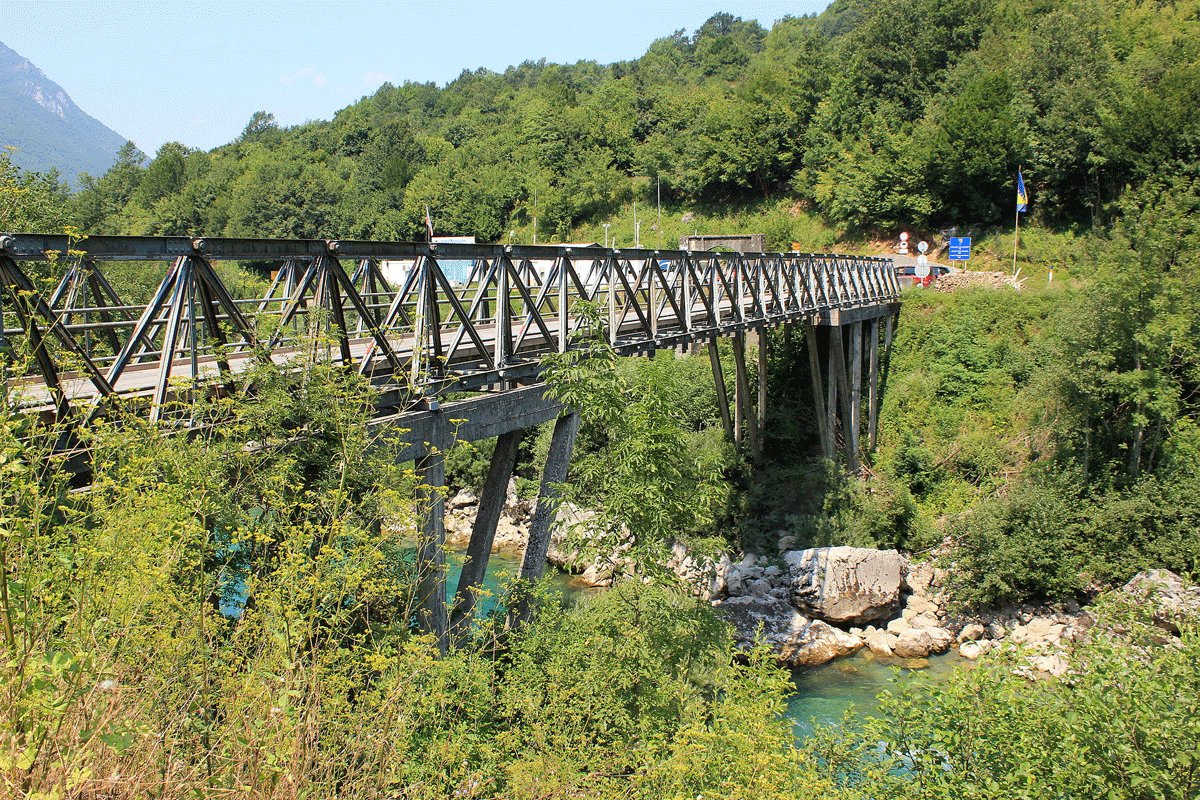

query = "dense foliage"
816;599;1200;800
877;175;1200;604
0;359;834;799
46;0;1199;243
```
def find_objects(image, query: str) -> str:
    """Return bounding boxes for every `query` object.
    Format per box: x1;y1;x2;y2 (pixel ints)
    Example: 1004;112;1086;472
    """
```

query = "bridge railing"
0;235;898;420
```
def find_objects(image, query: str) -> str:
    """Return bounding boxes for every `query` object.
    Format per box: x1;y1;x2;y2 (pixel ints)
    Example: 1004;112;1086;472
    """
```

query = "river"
447;549;962;738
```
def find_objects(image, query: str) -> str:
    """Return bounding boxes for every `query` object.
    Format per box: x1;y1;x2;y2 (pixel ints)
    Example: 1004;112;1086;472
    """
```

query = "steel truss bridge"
1;233;902;649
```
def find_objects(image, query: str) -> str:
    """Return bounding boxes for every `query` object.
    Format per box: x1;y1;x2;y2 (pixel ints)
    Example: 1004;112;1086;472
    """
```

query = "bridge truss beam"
2;234;899;423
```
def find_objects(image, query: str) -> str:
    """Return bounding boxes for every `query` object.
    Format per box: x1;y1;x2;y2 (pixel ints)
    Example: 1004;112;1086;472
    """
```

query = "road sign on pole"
948;237;972;261
915;255;931;279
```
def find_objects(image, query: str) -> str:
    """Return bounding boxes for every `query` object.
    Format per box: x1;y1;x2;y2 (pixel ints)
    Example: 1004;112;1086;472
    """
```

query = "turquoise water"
444;547;595;615
451;553;964;738
787;651;962;738
230;542;957;735
452;553;965;738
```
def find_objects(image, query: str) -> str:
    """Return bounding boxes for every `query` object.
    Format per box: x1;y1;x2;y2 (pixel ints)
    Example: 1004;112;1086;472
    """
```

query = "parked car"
895;264;952;287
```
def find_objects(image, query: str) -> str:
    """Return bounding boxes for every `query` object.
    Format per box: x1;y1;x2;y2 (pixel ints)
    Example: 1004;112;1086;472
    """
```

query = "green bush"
827;599;1200;800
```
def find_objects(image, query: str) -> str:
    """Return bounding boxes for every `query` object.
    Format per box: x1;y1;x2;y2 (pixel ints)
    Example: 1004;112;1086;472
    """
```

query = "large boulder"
924;626;955;654
546;504;628;586
718;598;863;667
785;547;906;625
1122;569;1200;634
719;596;804;653
892;628;934;659
783;620;865;667
864;628;897;657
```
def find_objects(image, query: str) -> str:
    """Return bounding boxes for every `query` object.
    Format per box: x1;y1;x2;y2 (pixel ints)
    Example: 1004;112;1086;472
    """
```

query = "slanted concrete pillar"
825;329;839;457
848;321;863;468
756;329;768;462
449;428;524;644
868;319;881;453
806;321;834;459
510;410;580;626
830;324;858;473
732;344;744;446
415;413;449;654
732;333;760;459
708;339;735;443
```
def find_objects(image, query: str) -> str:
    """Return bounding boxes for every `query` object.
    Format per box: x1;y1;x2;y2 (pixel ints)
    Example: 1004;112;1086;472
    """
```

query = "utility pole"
603;223;611;249
656;176;662;250
533;190;538;245
633;200;639;248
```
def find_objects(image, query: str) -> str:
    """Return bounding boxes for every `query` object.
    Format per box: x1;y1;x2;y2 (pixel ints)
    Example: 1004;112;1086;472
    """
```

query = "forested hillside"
0;42;127;186
65;0;1200;243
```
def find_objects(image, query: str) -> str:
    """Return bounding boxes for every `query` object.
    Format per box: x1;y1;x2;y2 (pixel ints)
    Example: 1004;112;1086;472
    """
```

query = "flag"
425;205;434;241
1016;169;1028;213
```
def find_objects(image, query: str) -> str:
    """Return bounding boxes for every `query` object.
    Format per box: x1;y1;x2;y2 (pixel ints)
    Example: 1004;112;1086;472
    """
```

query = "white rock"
781;619;865;667
447;488;478;511
905;594;940;616
718;600;863;667
749;578;774;598
724;566;746;595
906;561;944;596
1024;617;1065;646
1028;654;1069;677
906;611;942;630
957;623;986;643
959;641;986;659
1122;570;1200;633
785;547;907;625
892;628;934;659
925;626;954;654
886;617;911;635
865;629;897;657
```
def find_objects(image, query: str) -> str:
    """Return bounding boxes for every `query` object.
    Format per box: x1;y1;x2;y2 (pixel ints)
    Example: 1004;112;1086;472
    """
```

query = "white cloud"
279;66;329;87
364;71;390;86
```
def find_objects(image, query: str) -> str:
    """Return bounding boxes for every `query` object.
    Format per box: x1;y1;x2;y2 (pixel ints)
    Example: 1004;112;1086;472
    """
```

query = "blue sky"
5;0;828;156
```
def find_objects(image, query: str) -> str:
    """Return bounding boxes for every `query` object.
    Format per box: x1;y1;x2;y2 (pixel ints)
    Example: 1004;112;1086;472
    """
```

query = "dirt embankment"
933;271;1023;292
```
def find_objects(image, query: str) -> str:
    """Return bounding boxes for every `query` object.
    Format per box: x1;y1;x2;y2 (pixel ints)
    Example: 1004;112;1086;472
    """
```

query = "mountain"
0;41;128;186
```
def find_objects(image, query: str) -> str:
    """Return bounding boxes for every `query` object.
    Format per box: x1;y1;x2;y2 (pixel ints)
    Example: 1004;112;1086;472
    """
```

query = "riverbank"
441;480;1198;684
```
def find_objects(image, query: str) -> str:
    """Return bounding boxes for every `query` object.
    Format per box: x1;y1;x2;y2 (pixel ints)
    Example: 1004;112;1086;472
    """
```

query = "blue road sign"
948;237;972;261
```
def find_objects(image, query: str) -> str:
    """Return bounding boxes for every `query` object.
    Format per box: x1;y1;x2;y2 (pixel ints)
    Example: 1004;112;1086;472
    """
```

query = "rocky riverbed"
441;484;1199;675
709;546;1097;673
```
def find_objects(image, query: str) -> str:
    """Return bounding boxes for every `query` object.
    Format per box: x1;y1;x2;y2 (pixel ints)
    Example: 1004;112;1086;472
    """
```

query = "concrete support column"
415;413;449;654
806;321;834;460
708;339;735;443
732;343;745;446
510;410;580;626
449;428;524;644
848;321;863;469
732;333;760;459
830;324;857;473
756;329;768;462
868;320;880;453
825;329;839;457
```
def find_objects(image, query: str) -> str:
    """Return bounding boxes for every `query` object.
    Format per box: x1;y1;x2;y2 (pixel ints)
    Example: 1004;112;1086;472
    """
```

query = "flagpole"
1012;204;1020;277
1012;165;1022;277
